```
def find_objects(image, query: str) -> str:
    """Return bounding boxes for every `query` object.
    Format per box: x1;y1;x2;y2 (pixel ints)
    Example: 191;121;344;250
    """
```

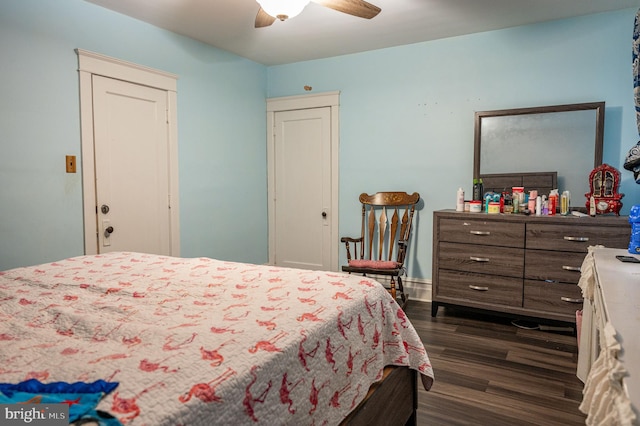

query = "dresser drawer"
524;250;586;284
526;223;630;252
438;218;525;248
523;280;583;319
439;242;524;278
436;270;523;307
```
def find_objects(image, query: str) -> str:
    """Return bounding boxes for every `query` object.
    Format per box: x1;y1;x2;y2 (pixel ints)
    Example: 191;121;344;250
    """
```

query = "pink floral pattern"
0;252;433;425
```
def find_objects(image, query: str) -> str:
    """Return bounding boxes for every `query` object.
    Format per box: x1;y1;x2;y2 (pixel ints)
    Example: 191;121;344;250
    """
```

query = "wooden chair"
341;192;420;307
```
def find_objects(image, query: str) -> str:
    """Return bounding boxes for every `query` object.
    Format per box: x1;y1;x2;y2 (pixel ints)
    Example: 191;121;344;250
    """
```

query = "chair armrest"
340;237;362;243
340;237;363;261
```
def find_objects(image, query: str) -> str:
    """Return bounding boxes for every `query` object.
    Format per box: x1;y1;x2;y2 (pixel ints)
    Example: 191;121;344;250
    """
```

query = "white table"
577;247;639;425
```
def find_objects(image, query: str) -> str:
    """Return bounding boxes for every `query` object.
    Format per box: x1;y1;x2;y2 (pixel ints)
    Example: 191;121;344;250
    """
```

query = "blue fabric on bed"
0;379;121;425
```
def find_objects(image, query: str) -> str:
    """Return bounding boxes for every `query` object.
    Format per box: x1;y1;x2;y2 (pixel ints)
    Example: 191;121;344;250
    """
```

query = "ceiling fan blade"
255;7;276;28
311;0;381;19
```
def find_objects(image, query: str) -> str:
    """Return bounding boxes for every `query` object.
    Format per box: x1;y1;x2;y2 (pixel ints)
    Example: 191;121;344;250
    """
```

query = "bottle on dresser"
472;179;483;201
456;187;465;212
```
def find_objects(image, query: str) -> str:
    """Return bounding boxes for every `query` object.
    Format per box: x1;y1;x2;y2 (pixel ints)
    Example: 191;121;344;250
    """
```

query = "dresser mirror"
473;102;605;206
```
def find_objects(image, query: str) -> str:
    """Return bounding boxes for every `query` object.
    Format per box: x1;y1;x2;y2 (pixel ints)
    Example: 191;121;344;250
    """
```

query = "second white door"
273;107;333;270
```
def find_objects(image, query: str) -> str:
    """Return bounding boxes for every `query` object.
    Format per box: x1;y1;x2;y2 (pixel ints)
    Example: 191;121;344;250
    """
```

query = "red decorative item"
584;163;624;215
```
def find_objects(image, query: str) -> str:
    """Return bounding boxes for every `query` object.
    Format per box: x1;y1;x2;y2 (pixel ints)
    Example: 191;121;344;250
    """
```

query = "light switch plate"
66;155;76;173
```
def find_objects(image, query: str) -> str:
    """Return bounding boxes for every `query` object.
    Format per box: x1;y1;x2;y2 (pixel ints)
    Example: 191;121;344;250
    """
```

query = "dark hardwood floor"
404;301;586;426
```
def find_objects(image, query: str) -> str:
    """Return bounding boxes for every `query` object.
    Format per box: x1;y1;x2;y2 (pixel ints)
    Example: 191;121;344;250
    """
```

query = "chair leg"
389;276;397;301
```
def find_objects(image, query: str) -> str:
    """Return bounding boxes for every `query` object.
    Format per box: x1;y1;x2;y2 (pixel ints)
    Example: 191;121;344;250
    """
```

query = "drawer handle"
561;296;583;304
470;231;491;236
469;285;489;291
470;256;490;262
562;265;581;272
563;236;589;242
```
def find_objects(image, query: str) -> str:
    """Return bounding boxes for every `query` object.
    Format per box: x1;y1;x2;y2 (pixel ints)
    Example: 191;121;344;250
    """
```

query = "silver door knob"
101;205;110;214
104;226;114;237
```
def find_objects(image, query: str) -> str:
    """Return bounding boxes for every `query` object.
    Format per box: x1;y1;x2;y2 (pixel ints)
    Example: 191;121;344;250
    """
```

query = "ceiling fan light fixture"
257;0;311;21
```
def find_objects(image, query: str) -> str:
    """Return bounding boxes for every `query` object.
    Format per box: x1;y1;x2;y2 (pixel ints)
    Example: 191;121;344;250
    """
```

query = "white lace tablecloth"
577;246;638;425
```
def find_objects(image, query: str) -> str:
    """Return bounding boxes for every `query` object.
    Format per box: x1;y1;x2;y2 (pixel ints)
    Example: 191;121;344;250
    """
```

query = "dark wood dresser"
431;210;631;322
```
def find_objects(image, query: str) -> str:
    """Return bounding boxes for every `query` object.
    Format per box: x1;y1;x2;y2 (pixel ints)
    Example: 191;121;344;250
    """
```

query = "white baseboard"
367;274;432;303
403;277;432;303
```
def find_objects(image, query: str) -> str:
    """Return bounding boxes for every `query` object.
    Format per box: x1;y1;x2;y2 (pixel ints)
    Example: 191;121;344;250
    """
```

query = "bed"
0;252;434;425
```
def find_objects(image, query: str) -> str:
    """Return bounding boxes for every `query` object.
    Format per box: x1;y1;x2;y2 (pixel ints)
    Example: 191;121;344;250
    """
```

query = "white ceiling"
85;0;639;66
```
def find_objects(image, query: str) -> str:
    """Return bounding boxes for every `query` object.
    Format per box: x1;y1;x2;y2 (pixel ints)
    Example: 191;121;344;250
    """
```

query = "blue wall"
1;1;638;282
268;8;640;279
0;0;268;270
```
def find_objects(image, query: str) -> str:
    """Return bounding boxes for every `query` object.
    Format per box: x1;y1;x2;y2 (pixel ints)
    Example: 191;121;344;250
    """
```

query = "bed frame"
341;366;418;426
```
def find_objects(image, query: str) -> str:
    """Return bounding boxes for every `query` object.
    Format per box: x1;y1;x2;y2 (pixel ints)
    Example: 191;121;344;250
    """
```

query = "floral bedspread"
0;252;433;425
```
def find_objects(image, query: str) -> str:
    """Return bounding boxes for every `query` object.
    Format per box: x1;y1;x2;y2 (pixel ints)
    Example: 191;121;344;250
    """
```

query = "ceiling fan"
255;0;381;28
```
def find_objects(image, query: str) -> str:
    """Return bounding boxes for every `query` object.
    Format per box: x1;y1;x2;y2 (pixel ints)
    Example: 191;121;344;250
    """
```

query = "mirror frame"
473;101;605;182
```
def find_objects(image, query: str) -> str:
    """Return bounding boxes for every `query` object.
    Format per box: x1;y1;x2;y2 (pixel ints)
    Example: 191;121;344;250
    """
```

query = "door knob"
101;205;110;214
322;211;327;218
104;226;114;237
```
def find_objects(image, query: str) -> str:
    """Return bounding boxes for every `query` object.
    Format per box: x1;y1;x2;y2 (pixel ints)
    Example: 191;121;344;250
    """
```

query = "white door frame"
76;49;180;256
266;91;340;270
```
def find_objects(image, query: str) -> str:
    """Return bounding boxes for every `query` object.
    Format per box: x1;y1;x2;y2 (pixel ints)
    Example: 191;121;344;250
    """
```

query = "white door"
92;75;171;255
273;107;332;270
